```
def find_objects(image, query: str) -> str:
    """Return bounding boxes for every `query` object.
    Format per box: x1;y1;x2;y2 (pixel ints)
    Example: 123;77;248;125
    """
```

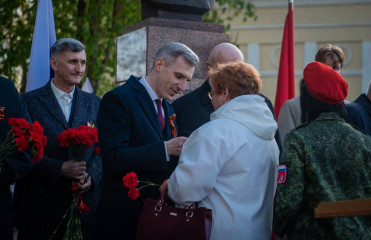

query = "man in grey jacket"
18;38;101;240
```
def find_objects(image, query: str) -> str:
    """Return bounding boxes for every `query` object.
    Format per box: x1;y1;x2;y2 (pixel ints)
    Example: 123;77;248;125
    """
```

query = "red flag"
274;0;295;118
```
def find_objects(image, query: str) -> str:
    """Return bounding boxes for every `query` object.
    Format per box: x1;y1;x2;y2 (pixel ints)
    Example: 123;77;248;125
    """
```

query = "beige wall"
221;0;371;103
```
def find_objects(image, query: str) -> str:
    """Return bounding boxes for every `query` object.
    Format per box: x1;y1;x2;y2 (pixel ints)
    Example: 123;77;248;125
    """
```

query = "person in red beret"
277;43;346;144
273;61;371;240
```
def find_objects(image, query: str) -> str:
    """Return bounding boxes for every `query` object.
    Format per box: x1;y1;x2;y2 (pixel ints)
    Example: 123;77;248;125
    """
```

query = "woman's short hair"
209;61;262;99
315;44;345;69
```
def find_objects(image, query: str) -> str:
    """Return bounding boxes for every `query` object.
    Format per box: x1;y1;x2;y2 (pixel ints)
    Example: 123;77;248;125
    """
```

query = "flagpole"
274;0;295;118
288;0;295;99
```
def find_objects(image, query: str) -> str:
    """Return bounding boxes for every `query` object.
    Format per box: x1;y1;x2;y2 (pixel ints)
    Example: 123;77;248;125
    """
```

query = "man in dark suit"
18;38;101;240
95;42;199;239
346;81;371;135
173;42;282;151
0;76;31;240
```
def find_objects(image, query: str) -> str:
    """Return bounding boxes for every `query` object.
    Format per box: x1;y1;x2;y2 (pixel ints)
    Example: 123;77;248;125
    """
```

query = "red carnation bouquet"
123;172;160;200
52;122;98;240
57;124;98;161
0;118;47;165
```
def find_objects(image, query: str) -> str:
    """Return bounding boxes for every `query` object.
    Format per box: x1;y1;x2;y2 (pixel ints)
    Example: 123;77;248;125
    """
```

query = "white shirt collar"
51;79;75;101
138;76;162;101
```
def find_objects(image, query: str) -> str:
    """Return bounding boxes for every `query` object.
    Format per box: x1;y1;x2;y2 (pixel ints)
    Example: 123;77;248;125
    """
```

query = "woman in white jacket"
166;61;280;240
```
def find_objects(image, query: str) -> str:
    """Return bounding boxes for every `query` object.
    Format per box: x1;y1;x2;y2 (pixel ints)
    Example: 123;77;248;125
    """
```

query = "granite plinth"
122;18;225;35
117;18;229;95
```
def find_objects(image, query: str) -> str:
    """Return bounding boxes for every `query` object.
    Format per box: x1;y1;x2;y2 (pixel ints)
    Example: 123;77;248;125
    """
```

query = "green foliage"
204;0;256;31
0;0;255;96
0;0;36;92
1;0;141;96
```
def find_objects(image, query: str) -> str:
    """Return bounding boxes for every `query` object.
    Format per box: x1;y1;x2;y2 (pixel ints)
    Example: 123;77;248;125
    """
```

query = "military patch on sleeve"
277;165;287;184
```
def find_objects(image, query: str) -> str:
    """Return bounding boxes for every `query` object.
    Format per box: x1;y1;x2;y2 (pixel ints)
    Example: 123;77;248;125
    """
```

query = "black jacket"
172;79;282;151
346;93;371;136
0;77;30;240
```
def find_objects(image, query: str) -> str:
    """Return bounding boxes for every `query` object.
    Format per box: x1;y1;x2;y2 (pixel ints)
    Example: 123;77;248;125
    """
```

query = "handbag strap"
156;185;197;221
185;203;196;222
154;186;167;215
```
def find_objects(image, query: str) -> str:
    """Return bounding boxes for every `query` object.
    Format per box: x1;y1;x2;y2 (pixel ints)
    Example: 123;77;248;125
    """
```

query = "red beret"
303;61;348;104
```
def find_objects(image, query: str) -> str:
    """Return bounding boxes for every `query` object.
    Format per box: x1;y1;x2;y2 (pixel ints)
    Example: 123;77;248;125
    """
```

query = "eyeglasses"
207;92;213;100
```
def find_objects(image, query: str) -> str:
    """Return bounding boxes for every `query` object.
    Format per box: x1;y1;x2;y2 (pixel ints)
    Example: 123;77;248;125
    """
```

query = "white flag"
82;77;94;93
26;0;56;92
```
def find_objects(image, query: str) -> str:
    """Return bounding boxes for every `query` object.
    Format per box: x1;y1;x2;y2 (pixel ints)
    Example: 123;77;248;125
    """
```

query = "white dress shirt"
51;79;75;122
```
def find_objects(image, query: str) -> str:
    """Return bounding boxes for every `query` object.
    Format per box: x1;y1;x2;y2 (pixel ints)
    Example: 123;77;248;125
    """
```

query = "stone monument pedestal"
117;17;229;97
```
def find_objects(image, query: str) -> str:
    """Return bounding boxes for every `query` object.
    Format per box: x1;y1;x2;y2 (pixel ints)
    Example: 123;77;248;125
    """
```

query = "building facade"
225;0;371;102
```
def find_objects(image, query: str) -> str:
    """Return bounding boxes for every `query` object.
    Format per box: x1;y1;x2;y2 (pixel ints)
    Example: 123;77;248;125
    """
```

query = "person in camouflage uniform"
273;61;371;239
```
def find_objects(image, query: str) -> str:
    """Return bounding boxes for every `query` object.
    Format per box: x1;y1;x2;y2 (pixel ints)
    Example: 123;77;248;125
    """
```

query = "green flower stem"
49;192;83;240
70;145;88;162
0;135;17;165
138;180;160;190
49;208;71;240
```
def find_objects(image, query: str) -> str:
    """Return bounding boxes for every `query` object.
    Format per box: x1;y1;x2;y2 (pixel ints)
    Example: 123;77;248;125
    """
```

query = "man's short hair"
51;38;85;57
368;81;371;97
153;42;199;69
315;44;345;69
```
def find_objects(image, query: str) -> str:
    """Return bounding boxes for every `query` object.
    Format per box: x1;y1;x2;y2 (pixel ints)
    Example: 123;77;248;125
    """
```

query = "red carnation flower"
122;171;161;200
128;188;140;200
32;121;44;134
71;182;79;192
1;118;47;165
10;126;23;137
32;150;43;163
123;172;138;189
89;128;98;143
15;136;28;151
57;124;98;152
93;146;100;157
77;199;90;211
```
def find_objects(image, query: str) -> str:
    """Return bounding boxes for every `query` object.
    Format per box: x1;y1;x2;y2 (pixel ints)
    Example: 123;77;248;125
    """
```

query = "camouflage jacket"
273;112;371;239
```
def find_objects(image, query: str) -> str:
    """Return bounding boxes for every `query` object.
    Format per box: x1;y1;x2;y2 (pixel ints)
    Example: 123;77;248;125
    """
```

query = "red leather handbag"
135;188;212;240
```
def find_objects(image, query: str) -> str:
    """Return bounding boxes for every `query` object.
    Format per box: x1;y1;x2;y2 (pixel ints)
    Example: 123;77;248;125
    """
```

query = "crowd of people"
0;38;370;240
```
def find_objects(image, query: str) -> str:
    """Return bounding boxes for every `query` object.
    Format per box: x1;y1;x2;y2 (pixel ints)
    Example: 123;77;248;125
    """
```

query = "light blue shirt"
50;79;75;122
139;76;169;161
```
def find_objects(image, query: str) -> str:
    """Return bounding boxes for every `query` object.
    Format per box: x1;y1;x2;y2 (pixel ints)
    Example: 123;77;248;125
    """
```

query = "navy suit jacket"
96;75;178;239
172;79;282;152
19;81;101;240
346;93;371;136
0;77;30;240
172;79;213;137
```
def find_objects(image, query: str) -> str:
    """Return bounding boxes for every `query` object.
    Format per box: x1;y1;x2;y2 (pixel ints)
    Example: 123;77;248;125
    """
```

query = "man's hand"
78;173;91;192
166;137;187;156
60;160;86;180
